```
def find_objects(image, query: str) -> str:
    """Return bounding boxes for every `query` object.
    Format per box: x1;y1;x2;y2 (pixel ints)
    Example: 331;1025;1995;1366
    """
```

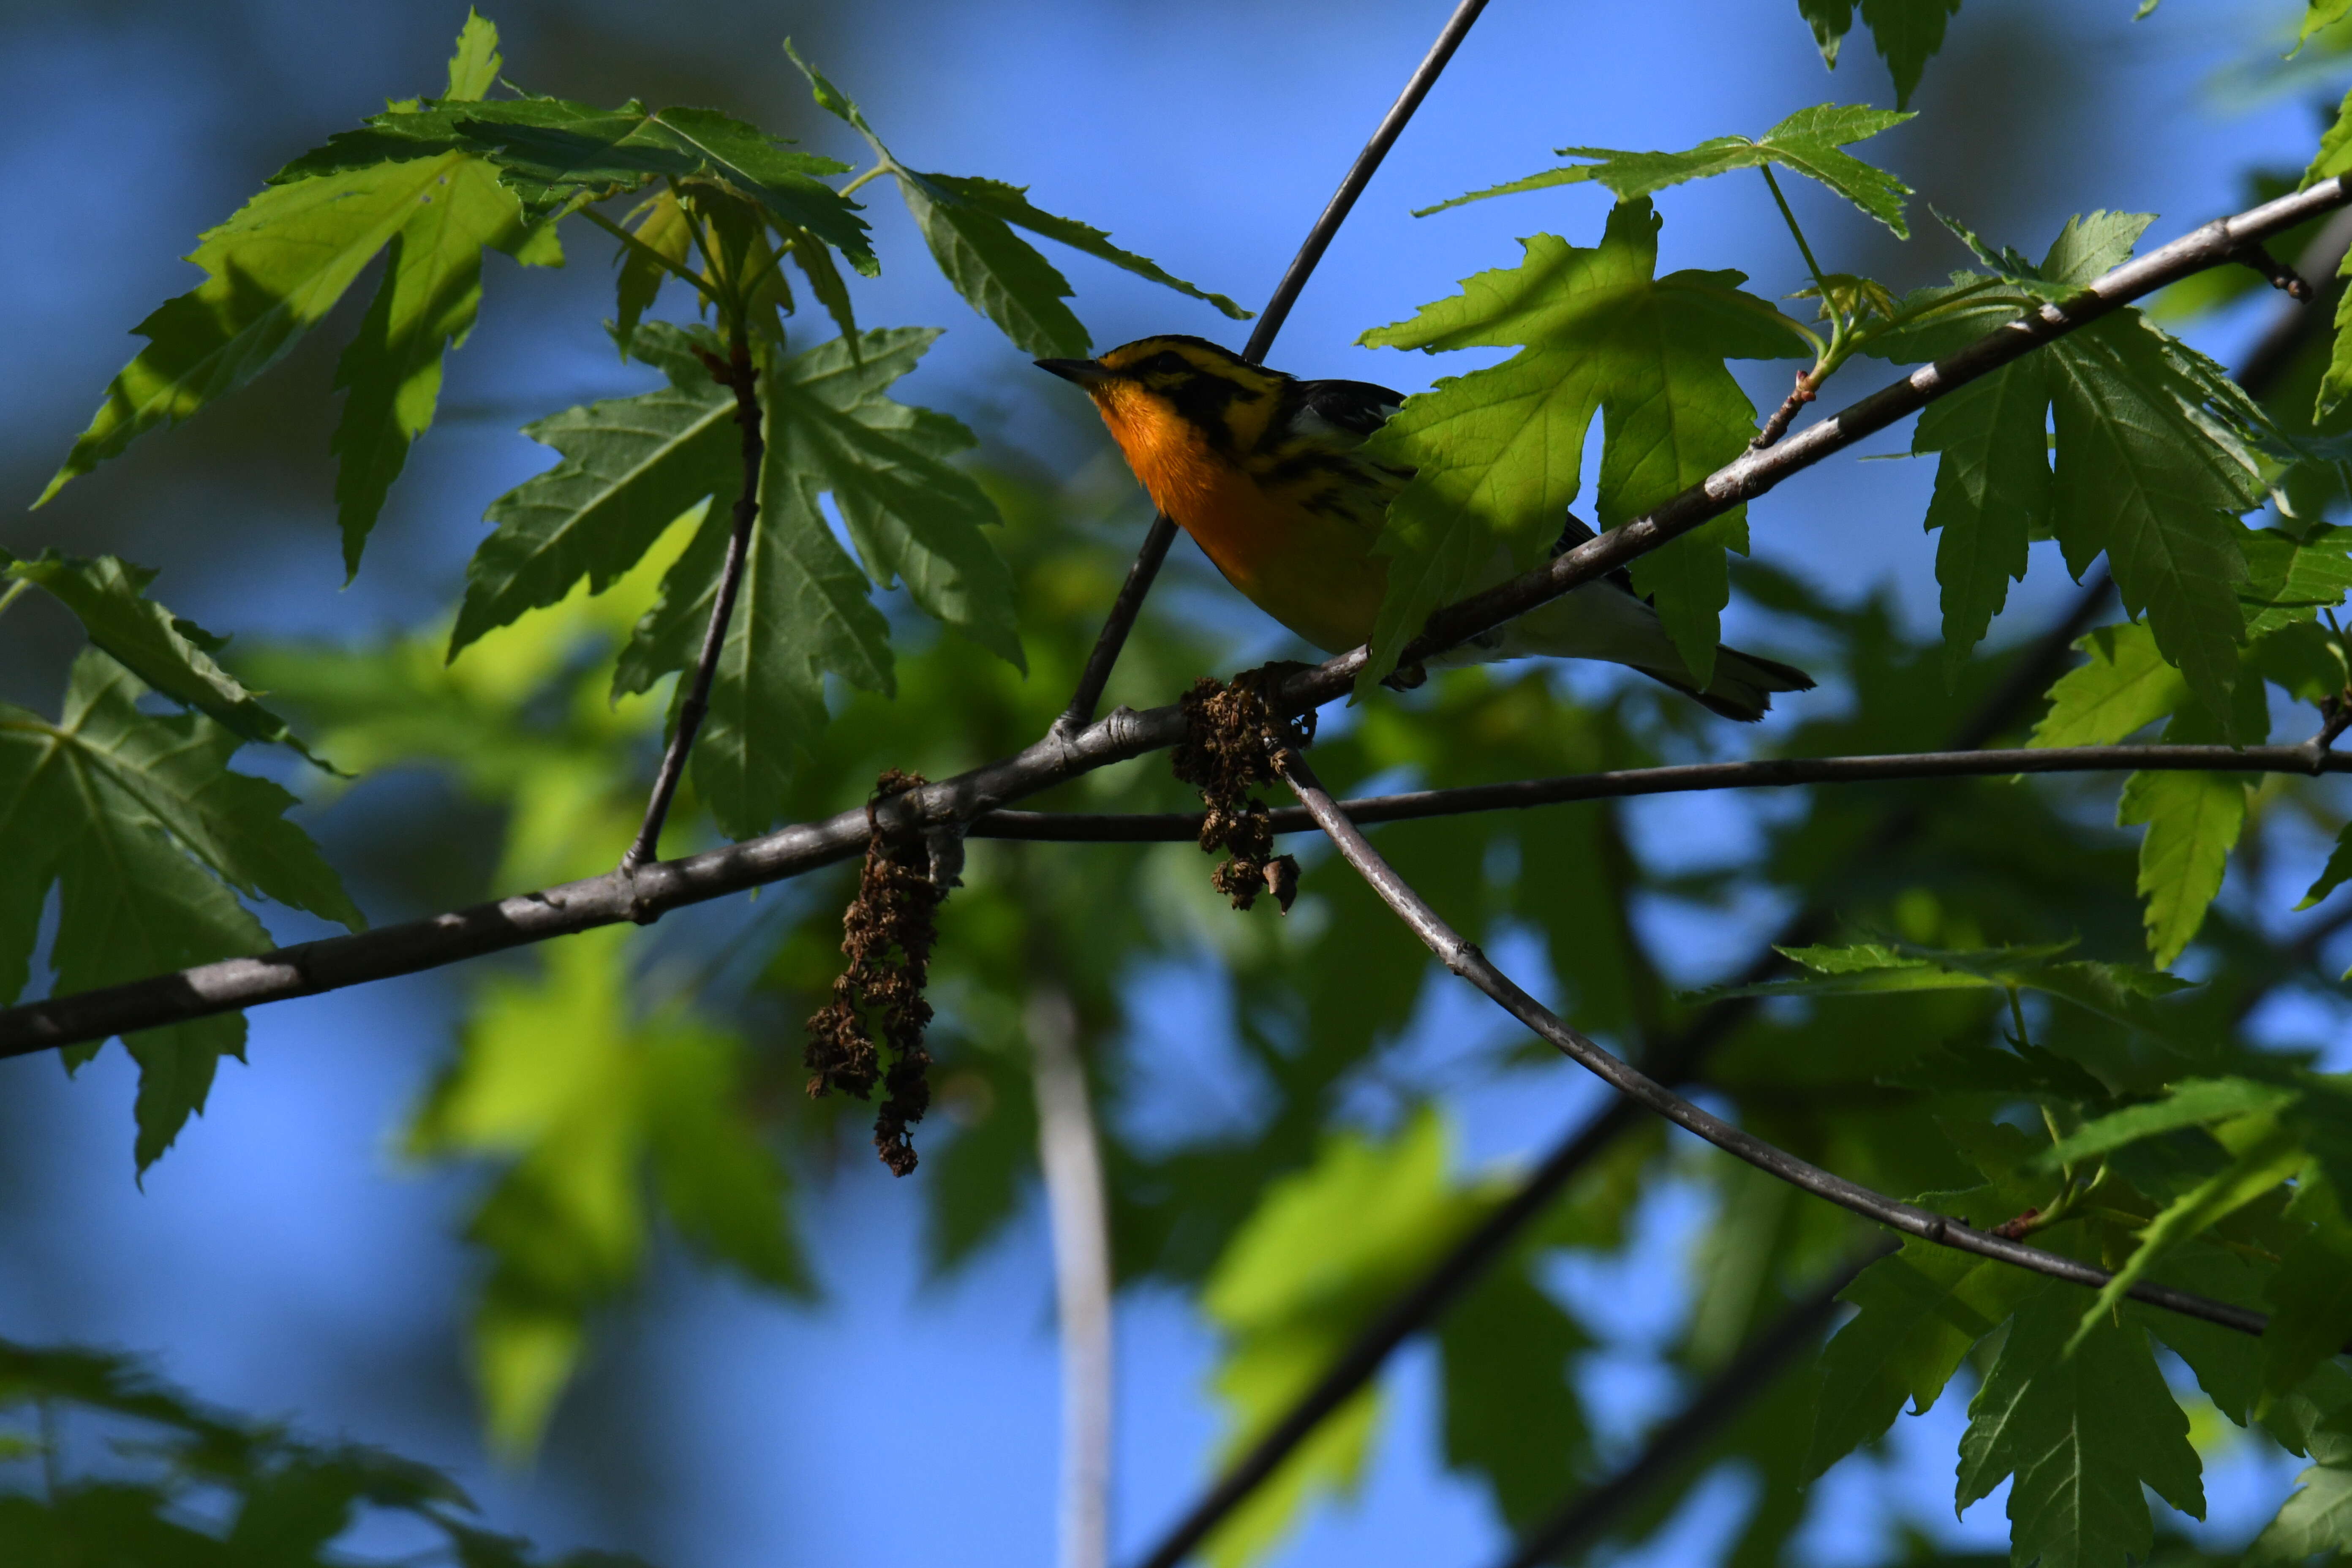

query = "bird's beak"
1035;357;1112;387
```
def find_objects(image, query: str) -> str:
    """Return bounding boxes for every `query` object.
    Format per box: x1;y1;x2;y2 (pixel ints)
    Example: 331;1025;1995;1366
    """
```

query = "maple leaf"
1357;198;1807;692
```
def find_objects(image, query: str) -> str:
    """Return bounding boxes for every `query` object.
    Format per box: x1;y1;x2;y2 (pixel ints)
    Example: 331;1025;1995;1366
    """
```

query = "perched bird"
1038;334;1813;721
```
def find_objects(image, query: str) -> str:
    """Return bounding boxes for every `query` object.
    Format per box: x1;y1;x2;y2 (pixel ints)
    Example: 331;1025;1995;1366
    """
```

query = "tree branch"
620;330;762;872
968;742;2352;841
1032;989;1115;1568
1272;749;2280;1338
3;177;2343;1064
1055;0;1492;735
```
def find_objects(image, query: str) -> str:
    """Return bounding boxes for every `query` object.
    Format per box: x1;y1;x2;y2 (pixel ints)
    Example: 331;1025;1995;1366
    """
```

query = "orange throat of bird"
1086;382;1225;526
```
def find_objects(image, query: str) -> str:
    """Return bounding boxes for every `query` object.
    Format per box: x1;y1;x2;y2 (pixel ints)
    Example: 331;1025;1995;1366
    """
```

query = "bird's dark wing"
1550;511;1640;597
1294;378;1407;439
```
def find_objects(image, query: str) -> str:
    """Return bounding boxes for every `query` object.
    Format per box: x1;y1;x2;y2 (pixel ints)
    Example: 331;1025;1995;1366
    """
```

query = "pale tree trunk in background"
1029;988;1113;1568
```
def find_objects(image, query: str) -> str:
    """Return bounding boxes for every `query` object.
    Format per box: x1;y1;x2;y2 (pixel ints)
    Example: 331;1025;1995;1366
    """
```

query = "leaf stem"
839;162;893;198
620;328;765;872
1761;166;1837;328
0;578;30;627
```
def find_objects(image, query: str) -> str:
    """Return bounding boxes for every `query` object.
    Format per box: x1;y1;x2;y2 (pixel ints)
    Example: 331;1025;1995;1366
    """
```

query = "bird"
1037;334;1814;721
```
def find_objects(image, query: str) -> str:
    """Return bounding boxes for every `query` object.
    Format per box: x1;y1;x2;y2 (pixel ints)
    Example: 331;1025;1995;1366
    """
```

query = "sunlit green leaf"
0;547;330;767
449;324;740;657
1423;103;1914;237
787;42;1247;355
1357;199;1807;691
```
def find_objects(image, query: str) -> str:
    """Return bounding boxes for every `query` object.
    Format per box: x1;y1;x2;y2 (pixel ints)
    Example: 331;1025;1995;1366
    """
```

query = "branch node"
2233;240;2316;303
804;769;945;1177
2306;693;2352;774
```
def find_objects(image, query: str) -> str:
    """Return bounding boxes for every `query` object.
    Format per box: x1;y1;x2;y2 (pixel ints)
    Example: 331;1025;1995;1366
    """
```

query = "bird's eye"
1146;351;1187;376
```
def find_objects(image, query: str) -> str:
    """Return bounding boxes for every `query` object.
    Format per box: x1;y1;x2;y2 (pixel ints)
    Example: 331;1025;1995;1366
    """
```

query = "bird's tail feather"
1633;644;1816;723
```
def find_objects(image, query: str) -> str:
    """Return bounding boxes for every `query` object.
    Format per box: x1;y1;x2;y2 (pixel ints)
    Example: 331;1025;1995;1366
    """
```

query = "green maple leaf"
1198;1110;1491;1568
1912;358;2050;685
324;14;561;571
1806;1217;2043;1478
1422;103;1915;238
0;547;329;768
2031;623;2190;748
413;926;806;1457
2307;78;2352;424
2118;764;2248;968
1796;0;1963;110
2031;1078;2299;1174
606;325;1018;840
2239;525;2352;638
616;474;890;843
41;153;498;512
459;323;1016;754
449;325;743;657
277;95;872;274
1956;1281;2203;1568
37;13;562;572
2250;1460;2352;1567
1868;215;2262;729
329;156;559;573
1357;198;1808;692
2117;700;2261;968
764;327;1023;667
787;41;1248;357
0;653;362;1171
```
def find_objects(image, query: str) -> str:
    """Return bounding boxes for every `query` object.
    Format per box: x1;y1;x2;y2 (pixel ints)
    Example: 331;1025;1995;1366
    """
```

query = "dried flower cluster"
804;770;942;1176
1168;672;1313;913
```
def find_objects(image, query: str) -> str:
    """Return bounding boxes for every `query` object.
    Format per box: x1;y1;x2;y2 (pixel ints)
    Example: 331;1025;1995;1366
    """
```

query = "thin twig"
1272;749;2278;1338
2232;240;2315;302
1054;0;1492;735
621;331;762;872
967;742;2352;841
3;177;2343;1062
1487;1244;1893;1568
1749;370;1816;450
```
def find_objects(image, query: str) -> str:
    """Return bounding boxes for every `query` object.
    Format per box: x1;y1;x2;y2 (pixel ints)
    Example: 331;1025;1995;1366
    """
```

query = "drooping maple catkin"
803;769;941;1176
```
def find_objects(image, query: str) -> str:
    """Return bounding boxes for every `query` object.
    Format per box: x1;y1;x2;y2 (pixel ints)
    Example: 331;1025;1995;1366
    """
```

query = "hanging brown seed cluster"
804;769;942;1177
1168;672;1313;913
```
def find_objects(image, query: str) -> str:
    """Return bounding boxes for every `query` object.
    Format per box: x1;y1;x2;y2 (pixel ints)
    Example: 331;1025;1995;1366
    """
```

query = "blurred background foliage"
7;3;2352;1567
